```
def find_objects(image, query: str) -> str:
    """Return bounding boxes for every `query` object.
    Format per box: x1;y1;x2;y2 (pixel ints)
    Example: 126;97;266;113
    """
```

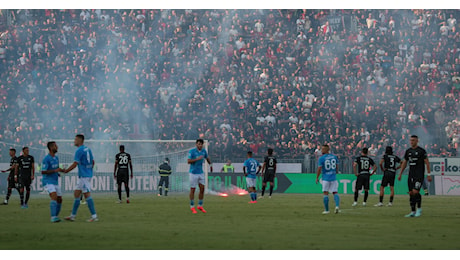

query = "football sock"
72;198;81;216
25;189;30;204
334;193;340;207
390;196;394;203
261;186;266;196
6;188;11;200
253;192;257;201
269;185;274;196
198;200;203;206
20;191;24;205
323;195;329;211
125;184;130;198
50;200;57;217
379;196;383;203
56;202;62;216
416;193;422;208
190;199;194;208
118;186;122;200
364;191;369;202
410;194;416;212
86;196;96;215
354;191;359;202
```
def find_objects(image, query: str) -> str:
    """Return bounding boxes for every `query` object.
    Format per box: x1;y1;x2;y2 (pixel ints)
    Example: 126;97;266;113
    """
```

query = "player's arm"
187;155;203;164
379;158;385;172
63;161;78;174
353;161;358;176
31;162;35;180
261;162;266;177
371;164;377;175
114;159;118;179
129;159;133;178
316;166;322;184
243;166;247;177
256;164;262;175
206;157;213;173
425;158;432;182
398;160;407;181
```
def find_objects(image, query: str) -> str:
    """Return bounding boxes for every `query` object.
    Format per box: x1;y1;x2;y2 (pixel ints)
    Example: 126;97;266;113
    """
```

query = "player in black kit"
398;135;431;217
17;147;35;208
114;145;133;203
261;148;277;198
375;146;401;207
1;148;22;206
352;148;377;207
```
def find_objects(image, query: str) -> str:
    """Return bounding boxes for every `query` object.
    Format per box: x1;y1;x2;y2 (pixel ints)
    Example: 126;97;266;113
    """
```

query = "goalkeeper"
158;158;172;196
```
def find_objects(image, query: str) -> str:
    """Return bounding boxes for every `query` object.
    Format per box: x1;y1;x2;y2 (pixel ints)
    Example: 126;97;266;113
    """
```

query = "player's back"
383;154;401;173
9;156;18;178
116;152;131;171
244;158;259;178
264;156;277;174
319;153;339;181
75;145;94;177
355;155;374;174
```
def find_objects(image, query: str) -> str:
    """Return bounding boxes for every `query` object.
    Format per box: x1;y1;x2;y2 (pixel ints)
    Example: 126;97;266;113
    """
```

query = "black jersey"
354;156;375;175
17;155;34;177
158;162;172;176
382;154;401;173
115;152;131;173
8;156;18;179
264;156;277;174
404;146;427;178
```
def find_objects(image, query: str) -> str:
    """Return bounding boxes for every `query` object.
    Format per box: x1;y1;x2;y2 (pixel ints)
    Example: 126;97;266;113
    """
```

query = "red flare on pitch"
219;193;229;197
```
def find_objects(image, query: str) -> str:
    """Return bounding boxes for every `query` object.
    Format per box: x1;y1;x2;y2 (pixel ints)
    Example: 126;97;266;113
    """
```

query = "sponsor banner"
429;158;460;175
434;175;460;195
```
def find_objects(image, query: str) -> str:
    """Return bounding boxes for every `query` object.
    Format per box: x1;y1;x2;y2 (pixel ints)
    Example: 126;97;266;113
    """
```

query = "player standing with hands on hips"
187;139;212;214
261;148;276;198
243;151;261;203
398;135;431;217
316;144;340;214
352;148;377;207
64;134;99;222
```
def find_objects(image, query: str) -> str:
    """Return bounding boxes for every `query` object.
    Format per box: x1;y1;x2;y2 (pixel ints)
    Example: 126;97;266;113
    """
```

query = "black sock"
6;188;12;200
269;185;274;196
19;191;24;205
261;186;266;196
25;190;30;204
379;195;383;203
416;193;422;208
354;191;359;202
125;185;130;198
364;191;369;202
118;186;122;200
410;194;416;211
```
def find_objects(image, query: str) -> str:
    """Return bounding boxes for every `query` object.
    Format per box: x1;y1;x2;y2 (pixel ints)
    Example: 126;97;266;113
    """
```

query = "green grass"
0;193;459;250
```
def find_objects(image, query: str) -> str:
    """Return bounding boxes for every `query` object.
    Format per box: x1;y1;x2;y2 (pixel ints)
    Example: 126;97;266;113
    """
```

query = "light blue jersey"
188;147;208;174
243;158;260;179
318;153;339;181
74;145;94;178
42;154;60;185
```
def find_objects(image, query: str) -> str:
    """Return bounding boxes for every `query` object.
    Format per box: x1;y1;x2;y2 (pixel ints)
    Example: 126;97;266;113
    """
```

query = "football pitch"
0;193;459;250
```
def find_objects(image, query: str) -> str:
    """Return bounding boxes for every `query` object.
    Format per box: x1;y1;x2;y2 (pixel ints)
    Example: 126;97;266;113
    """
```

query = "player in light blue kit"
187;138;212;214
41;141;65;223
63;134;98;222
316;144;340;214
243;151;261;203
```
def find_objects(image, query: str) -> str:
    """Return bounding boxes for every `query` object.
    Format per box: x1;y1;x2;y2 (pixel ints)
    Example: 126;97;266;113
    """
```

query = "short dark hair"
120;145;125;151
385;146;393;155
47;141;56;151
196;138;204;144
9;148;16;152
76;134;85;141
411;135;418;139
22;147;28;151
362;147;368;154
267;148;273;155
247;151;253;155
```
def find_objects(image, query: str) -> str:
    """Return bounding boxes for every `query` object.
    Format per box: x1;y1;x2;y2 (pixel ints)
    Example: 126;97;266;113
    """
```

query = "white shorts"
45;184;62;196
246;177;256;188
189;173;205;188
322;180;338;193
76;177;92;193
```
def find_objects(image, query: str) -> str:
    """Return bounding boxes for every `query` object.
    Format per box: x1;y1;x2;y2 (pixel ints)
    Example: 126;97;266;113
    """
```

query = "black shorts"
263;172;275;183
7;177;22;190
116;173;129;184
408;175;424;191
356;174;370;190
381;172;396;187
19;176;32;188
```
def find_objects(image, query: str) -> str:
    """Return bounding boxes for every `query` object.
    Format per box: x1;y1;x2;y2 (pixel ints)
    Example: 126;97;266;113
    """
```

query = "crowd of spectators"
1;9;460;163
